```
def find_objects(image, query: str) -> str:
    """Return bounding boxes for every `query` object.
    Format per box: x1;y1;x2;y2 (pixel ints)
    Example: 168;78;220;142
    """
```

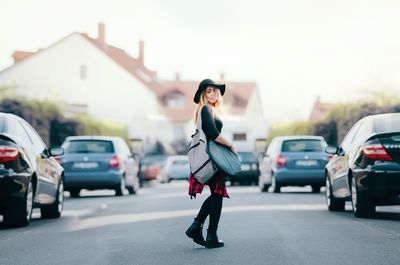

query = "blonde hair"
194;88;224;123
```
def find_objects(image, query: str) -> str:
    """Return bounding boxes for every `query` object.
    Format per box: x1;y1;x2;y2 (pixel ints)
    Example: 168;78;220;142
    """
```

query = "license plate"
241;164;250;170
296;160;318;166
73;162;98;169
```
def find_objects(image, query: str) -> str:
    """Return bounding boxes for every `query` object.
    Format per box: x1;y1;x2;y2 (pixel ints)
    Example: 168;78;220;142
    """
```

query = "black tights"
195;192;223;231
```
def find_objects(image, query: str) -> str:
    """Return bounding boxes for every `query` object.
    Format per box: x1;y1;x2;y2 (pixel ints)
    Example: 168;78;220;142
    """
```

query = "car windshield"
238;152;256;162
281;139;324;152
63;140;114;153
374;116;400;133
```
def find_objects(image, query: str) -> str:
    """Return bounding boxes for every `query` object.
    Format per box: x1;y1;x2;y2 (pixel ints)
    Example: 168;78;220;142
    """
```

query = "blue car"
259;136;330;193
59;136;139;197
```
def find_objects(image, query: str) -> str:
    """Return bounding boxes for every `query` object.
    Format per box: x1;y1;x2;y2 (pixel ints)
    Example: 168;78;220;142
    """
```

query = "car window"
281;139;324;152
340;122;362;152
141;155;168;167
238;152;256;162
64;140;115;153
14;120;33;146
0;116;4;133
20;120;47;154
374;115;400;133
352;120;373;146
173;159;188;165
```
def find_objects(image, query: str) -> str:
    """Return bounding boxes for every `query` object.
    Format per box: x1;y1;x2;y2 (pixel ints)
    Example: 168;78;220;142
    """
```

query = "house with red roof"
0;23;267;153
309;96;336;122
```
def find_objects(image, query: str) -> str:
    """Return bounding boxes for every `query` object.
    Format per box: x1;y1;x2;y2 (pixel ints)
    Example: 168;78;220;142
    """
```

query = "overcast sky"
2;0;400;122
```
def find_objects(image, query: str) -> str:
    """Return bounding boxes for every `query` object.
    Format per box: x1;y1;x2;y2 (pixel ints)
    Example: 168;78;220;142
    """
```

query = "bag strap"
196;105;204;130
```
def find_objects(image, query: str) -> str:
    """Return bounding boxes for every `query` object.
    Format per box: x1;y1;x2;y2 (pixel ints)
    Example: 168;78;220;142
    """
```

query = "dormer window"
80;65;87;80
165;90;186;109
233;95;246;107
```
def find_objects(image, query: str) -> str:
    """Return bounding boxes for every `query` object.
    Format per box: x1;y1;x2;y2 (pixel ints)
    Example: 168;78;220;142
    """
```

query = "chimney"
175;72;180;81
98;22;106;50
12;51;33;63
138;40;144;64
219;72;225;81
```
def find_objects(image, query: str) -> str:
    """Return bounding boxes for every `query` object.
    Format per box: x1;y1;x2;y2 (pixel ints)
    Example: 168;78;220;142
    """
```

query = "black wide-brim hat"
193;79;226;103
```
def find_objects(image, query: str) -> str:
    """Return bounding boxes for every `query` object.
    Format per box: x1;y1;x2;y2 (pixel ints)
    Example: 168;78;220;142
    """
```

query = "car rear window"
64;140;114;153
374;116;400;133
238;152;256;162
281;139;324;152
141;155;167;165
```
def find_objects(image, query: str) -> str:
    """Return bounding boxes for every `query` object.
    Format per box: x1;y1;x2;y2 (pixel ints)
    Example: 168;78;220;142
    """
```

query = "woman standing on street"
185;79;238;249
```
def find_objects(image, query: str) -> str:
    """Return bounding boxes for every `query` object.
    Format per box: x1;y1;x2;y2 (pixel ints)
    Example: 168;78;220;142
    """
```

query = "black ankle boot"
205;229;224;248
185;220;206;246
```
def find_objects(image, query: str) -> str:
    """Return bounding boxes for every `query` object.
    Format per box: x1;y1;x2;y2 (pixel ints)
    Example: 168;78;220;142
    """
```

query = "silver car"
160;155;190;182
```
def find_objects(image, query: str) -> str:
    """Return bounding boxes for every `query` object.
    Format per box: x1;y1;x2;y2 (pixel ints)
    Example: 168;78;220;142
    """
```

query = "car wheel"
127;185;136;195
325;175;345;211
4;179;34;227
69;190;80;198
115;177;125;196
271;174;281;193
41;178;64;219
260;184;270;192
311;185;321;193
351;177;375;218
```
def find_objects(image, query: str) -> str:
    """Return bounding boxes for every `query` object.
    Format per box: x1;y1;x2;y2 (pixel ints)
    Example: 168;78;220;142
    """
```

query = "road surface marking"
67;204;326;231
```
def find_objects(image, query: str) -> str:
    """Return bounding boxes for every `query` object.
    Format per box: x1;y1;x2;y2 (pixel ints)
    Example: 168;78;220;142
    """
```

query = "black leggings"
195;192;223;231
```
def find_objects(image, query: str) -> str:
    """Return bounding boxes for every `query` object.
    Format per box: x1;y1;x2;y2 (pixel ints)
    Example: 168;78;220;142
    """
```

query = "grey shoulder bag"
187;106;217;184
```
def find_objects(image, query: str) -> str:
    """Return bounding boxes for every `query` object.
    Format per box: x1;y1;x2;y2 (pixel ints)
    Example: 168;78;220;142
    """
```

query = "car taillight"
109;155;120;168
0;146;19;163
363;143;392;161
54;156;62;163
327;154;334;160
277;154;286;166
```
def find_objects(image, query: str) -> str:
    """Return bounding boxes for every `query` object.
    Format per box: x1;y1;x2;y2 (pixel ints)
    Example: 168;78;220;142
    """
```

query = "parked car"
59;136;139;197
0;113;64;227
160;155;190;182
138;154;168;184
226;152;259;185
259;135;329;193
325;113;400;217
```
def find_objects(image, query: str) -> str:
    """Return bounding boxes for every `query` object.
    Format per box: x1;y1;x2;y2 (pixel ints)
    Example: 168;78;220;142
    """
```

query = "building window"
173;126;185;140
165;91;185;108
233;133;247;141
80;65;87;80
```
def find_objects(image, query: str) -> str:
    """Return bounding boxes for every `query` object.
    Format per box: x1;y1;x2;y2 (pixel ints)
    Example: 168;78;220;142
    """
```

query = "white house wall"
244;87;268;138
0;33;160;140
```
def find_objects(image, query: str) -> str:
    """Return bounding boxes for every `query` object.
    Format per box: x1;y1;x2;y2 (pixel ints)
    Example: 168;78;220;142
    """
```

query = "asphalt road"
1;181;400;265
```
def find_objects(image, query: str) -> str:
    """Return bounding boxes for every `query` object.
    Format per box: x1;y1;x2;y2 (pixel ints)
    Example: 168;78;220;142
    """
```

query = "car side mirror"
49;147;64;157
325;146;338;155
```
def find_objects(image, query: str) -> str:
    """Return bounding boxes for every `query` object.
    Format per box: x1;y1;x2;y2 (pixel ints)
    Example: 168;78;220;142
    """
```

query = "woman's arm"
215;134;238;155
201;106;238;154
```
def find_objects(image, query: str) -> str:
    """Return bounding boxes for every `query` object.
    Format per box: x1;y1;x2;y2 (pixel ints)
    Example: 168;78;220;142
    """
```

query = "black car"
227;152;259;185
325;113;400;217
0;113;64;227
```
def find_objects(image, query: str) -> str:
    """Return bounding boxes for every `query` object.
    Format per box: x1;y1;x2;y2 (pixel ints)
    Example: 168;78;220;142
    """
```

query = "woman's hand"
230;145;238;155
